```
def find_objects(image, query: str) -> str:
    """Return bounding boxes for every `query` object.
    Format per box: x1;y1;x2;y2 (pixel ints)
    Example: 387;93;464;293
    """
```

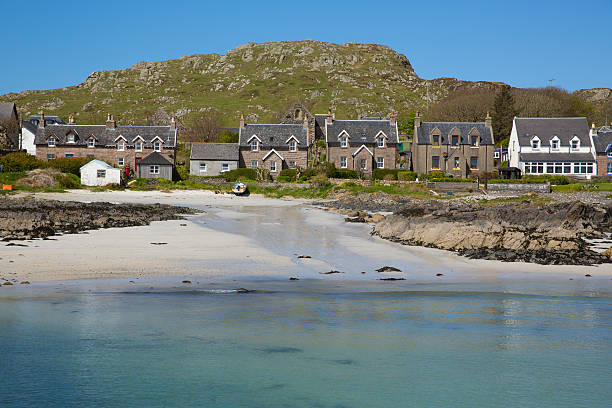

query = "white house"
508;117;597;179
80;160;121;186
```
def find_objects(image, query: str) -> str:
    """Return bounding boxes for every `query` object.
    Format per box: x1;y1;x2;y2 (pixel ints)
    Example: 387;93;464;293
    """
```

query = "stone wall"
486;182;550;193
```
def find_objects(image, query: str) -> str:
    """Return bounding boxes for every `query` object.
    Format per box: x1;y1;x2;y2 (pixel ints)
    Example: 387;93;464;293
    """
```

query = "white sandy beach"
1;189;611;286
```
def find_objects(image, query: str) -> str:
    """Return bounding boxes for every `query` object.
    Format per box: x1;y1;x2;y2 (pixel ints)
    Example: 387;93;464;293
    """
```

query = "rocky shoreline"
318;193;612;265
0;197;198;240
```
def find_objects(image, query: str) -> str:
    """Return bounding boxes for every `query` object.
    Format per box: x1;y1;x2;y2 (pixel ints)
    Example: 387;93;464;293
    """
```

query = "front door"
135;157;142;177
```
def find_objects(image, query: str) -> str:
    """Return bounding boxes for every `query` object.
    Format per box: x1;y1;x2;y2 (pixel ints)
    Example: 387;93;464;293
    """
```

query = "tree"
492;85;518;146
182;110;222;142
397;111;416;139
426;88;495;122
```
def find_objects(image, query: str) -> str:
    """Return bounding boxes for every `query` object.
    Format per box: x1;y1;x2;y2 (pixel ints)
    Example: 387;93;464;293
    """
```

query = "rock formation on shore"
0;197;197;240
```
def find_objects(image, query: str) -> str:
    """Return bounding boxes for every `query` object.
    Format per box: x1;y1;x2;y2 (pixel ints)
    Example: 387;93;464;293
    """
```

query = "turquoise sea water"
1;280;611;407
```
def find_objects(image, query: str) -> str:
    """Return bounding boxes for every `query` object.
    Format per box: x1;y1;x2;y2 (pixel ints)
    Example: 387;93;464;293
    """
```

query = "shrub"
311;174;330;187
523;175;569;185
47;157;94;176
421;170;446;180
55;173;81;189
397;171;417;181
0;152;43;172
223;168;258;182
279;169;298;182
175;165;190;181
331;169;359;179
372;169;401;180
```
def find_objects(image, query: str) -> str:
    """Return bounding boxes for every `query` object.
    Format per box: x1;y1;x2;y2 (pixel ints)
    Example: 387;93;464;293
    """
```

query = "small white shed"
80;160;121;186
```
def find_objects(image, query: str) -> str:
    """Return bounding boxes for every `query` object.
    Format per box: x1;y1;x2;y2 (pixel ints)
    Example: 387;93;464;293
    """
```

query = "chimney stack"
414;111;421;128
68;114;75;124
326;108;333;124
38;111;45;128
303;113;309;130
170;116;176;130
240;113;245;128
485;111;492;128
106;113;116;129
389;111;396;125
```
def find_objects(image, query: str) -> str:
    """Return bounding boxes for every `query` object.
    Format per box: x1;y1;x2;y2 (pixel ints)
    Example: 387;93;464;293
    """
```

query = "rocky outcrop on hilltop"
0;197;197;240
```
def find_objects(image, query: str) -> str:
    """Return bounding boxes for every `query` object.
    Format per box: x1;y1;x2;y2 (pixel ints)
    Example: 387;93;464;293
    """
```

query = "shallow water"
1;280;611;407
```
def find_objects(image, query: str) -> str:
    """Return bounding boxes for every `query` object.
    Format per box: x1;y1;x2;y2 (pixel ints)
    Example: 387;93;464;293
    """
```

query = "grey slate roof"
25;115;65;126
239;124;308;148
190;143;239;161
34;124;177;148
415;122;493;145
314;114;328;139
520;152;595;162
22;121;37;135
515;117;589;146
0;103;17;122
592;128;612;153
138;152;173;166
325;119;399;145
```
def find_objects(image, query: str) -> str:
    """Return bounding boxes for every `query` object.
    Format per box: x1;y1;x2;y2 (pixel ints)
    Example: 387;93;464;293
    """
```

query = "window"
524;162;544;174
88;138;95;148
360;159;367;170
251;140;258;151
454;157;460;169
571;139;580;150
531;139;540;149
150;165;160;174
48;138;55;147
340;137;347;148
432;135;440;147
251;160;258;169
270;161;277;172
67;134;75;143
86;154;94;158
288;161;296;169
470;135;478;147
221;163;229;172
289;141;296;152
377;137;384;148
431;156;440;169
135;141;142;152
451;135;459;147
117;141;125;151
573;162;593;174
118;157;124;166
377;157;384;168
97;169;106;178
551;139;560;150
607;163;612;174
65;154;74;158
607;151;612;158
154;141;161;152
199;163;207;172
340;157;347;168
470;157;478;170
494;151;500;159
47;153;55;160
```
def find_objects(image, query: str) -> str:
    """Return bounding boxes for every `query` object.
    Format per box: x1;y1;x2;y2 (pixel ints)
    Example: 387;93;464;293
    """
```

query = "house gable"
262;149;285;161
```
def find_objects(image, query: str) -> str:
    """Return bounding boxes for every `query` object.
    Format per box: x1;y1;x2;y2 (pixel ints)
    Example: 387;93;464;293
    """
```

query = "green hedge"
46;157;95;176
372;169;402;180
278;169;298;182
522;175;569;185
398;171;417;181
430;178;475;183
0;152;43;172
222;168;258;182
331;169;359;179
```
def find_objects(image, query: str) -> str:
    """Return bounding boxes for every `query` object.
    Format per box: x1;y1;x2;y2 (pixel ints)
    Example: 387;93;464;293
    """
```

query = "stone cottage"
190;143;239;176
590;124;612;176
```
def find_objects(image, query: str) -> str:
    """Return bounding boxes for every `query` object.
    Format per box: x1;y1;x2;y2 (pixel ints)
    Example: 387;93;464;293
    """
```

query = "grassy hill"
1;40;609;127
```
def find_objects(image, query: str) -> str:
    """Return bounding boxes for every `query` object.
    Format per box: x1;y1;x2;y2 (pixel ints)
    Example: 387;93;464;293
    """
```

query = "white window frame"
87;138;95;148
153;141;161;152
289;141;296;152
135;141;143;152
340;137;347;148
377;157;384;169
97;169;106;178
150;165;160;175
270;161;277;172
377;137;384;148
118;157;124;166
67;134;75;144
251;160;258;169
117;141;125;151
221;163;230;172
340;156;347;168
531;138;540;149
199;163;207;172
551;138;560;150
251;140;259;151
48;138;55;147
571;138;580;151
607;151;612;158
494;151;500;159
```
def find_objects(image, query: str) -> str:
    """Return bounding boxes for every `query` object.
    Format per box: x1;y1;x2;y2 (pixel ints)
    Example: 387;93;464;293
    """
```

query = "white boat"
231;182;248;195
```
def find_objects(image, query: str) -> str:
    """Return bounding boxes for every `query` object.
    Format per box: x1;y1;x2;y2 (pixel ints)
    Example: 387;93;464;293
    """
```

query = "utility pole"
549;78;555;89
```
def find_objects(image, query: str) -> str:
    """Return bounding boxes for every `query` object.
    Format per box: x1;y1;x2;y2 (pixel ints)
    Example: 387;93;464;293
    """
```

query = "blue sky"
1;0;610;95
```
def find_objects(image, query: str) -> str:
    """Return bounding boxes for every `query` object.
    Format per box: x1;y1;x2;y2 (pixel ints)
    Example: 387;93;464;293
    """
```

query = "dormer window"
470;135;479;147
607;150;612;158
251;140;259;151
551;139;560;150
451;135;459;147
289;141;296;152
135;141;142;152
48;137;55;147
154;141;161;152
432;135;440;146
377;137;385;148
67;134;75;144
531;137;540;149
87;138;95;148
340;137;347;148
571;138;580;151
117;141;125;151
